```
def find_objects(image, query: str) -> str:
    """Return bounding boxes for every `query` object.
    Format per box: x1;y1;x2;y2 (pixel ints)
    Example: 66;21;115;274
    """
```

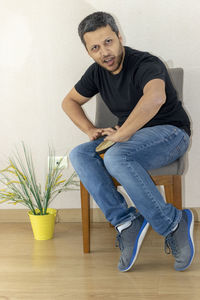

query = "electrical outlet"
48;156;68;169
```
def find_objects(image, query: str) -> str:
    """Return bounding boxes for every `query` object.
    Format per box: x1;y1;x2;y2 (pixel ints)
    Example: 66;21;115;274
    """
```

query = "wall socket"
48;156;68;169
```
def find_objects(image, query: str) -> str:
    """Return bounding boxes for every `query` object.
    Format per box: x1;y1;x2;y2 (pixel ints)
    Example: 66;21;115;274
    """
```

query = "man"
62;12;194;272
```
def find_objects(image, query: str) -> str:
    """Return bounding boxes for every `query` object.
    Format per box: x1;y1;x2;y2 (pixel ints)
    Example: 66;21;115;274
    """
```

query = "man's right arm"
62;87;103;140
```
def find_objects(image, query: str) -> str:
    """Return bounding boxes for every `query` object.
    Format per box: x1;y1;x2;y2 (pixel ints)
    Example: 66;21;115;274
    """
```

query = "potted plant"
0;143;79;240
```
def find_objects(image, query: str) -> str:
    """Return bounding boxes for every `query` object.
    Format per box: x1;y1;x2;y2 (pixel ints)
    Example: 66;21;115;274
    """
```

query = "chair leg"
164;175;182;210
164;183;173;204
172;175;182;209
80;181;90;253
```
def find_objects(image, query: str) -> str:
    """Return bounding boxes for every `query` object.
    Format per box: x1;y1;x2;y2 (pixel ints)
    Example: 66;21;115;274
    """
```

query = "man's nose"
100;46;109;57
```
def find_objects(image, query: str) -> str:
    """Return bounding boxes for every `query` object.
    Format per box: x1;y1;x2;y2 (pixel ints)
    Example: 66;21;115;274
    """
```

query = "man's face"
83;25;124;75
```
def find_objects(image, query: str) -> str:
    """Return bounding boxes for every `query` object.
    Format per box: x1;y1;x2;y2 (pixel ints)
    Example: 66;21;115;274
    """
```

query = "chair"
80;68;185;253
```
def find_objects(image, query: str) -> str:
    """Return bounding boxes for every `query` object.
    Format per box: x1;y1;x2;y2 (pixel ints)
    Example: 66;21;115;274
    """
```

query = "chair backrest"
95;68;183;128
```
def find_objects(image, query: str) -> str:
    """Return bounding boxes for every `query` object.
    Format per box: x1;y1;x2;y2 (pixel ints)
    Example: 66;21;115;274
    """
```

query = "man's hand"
103;126;130;142
104;130;130;142
87;126;125;142
101;126;119;136
86;128;104;141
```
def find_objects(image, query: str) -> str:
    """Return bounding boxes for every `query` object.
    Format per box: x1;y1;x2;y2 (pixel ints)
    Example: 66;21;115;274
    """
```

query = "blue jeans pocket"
166;131;190;164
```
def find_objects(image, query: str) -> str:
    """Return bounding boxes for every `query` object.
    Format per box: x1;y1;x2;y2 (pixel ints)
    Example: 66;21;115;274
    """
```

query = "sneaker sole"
175;209;195;271
120;220;149;272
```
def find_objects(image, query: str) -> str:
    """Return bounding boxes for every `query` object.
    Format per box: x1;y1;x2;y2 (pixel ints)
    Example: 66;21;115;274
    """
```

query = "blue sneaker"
116;216;149;272
165;209;195;271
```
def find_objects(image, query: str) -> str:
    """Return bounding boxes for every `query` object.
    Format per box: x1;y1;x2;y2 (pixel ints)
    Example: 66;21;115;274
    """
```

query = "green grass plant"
0;143;79;215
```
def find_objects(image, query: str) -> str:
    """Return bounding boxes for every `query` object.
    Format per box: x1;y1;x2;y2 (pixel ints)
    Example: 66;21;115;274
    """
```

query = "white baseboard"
0;207;199;223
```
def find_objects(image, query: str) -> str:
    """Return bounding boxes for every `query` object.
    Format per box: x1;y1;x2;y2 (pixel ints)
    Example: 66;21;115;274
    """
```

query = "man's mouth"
103;57;115;66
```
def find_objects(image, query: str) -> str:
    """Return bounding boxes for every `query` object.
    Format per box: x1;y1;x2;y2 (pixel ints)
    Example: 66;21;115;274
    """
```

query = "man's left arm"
104;78;166;142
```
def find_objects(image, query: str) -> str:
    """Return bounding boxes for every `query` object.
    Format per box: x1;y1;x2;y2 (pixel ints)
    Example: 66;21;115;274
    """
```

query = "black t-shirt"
75;47;191;136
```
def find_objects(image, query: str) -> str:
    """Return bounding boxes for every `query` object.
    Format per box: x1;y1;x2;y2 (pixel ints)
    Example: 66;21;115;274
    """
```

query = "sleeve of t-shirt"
74;64;99;98
135;57;166;91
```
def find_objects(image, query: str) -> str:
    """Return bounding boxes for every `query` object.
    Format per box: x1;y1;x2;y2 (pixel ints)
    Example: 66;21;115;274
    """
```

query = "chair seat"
149;160;180;176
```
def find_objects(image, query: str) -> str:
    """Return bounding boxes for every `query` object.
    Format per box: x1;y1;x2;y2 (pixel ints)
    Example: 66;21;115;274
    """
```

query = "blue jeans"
69;125;190;236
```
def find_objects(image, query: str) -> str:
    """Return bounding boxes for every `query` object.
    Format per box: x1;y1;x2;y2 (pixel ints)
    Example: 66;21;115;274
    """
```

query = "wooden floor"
0;222;199;300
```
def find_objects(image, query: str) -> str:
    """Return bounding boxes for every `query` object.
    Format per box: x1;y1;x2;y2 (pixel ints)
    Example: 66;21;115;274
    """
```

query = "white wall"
0;0;199;209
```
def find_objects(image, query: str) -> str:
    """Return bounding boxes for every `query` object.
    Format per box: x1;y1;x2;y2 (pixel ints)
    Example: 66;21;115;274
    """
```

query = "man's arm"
62;87;103;140
104;79;166;142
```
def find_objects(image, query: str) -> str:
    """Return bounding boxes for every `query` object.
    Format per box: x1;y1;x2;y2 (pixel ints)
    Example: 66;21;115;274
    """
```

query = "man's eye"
105;39;112;44
91;45;99;52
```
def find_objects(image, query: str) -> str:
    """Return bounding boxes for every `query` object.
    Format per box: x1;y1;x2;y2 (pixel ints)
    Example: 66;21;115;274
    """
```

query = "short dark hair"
78;12;119;46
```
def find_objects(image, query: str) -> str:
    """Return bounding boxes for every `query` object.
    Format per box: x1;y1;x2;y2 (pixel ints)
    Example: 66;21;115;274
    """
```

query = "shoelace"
165;234;178;256
115;233;124;250
164;239;171;255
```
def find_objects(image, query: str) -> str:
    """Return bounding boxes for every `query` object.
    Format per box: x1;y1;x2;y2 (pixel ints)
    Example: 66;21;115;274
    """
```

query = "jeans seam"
127;127;179;155
167;134;189;162
124;159;176;230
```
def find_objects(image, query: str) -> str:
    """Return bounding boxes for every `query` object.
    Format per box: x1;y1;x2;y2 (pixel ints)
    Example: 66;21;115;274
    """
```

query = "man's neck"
111;46;125;75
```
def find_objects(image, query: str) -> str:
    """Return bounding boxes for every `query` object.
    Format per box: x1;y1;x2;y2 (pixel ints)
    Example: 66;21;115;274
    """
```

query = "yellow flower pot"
28;208;57;240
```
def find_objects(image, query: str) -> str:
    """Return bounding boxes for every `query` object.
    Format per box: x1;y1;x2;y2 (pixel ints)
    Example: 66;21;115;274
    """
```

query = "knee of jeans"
69;142;96;167
104;147;122;174
69;144;85;167
69;146;79;165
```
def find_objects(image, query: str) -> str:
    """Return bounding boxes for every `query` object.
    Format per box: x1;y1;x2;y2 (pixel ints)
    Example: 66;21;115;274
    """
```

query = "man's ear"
85;44;89;53
118;32;123;43
82;34;89;52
